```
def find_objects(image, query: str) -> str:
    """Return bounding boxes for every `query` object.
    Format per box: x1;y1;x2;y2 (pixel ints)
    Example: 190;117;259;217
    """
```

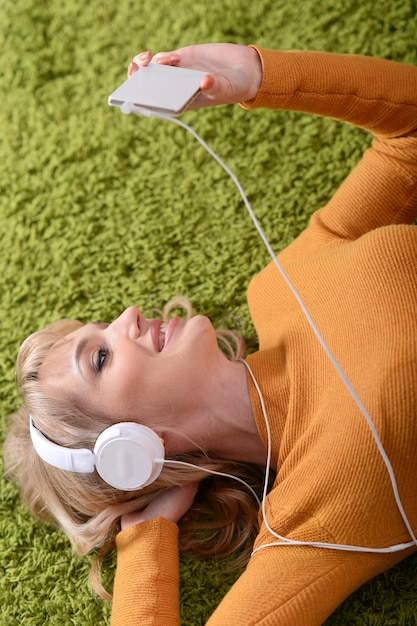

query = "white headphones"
29;415;262;502
29;416;165;491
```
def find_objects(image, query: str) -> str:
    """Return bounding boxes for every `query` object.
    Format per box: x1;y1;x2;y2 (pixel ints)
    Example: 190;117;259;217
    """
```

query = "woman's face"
38;306;224;425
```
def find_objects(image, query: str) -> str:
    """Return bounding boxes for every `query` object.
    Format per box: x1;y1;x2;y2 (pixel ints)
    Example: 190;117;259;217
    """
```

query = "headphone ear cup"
93;423;165;491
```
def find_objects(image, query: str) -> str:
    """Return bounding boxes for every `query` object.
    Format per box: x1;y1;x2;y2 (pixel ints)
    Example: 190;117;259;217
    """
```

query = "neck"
165;359;268;467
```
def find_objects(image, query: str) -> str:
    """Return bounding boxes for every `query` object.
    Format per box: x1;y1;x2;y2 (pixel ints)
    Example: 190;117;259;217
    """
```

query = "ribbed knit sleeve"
111;518;180;626
243;48;417;137
243;48;417;239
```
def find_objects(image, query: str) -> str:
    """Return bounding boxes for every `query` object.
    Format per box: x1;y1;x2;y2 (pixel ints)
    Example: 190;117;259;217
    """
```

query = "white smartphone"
108;63;207;116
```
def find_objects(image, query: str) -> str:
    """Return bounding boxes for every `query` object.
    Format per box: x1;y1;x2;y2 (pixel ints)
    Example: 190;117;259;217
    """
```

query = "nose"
110;306;142;338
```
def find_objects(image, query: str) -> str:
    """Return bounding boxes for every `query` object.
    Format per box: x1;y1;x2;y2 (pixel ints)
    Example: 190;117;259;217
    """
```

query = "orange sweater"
111;49;417;625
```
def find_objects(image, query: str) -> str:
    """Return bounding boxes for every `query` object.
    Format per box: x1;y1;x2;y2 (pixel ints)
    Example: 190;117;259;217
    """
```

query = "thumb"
199;71;241;104
200;74;216;95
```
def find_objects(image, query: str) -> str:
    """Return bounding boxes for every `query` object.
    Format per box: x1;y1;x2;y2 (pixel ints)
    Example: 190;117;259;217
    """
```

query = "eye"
95;347;108;372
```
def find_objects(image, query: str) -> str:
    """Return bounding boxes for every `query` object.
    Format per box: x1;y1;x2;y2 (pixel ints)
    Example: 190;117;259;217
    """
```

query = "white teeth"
160;321;168;350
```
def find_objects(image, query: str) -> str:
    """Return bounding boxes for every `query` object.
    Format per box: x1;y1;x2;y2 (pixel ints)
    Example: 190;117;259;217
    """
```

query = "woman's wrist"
246;46;263;101
120;511;157;531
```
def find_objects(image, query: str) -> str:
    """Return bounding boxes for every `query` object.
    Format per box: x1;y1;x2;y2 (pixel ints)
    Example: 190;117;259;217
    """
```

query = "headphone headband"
29;416;165;491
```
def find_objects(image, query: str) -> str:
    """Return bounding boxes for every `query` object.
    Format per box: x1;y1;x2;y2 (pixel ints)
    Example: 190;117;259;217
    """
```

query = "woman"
5;43;417;625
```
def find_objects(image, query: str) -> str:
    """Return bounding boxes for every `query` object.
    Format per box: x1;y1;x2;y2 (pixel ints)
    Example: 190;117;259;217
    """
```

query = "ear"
158;431;180;457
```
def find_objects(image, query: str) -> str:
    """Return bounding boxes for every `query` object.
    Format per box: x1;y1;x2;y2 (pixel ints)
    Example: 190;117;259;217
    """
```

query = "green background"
1;0;416;624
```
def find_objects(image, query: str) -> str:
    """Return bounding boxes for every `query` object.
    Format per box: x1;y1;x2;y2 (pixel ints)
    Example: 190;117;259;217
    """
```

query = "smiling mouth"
158;317;181;351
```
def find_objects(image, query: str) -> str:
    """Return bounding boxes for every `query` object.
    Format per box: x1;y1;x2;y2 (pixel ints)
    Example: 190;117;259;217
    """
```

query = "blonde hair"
4;299;264;600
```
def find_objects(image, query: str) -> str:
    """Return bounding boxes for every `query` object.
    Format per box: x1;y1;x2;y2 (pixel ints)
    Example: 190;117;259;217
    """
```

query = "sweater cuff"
240;46;280;110
115;516;179;552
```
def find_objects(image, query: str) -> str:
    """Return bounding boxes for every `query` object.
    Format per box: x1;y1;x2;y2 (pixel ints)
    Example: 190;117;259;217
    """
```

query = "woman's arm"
112;514;405;626
128;44;417;136
244;48;417;137
110;485;198;626
111;518;180;626
249;48;417;238
130;44;417;237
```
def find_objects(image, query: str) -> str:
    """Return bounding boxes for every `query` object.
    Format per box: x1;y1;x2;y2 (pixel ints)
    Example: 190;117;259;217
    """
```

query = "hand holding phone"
108;63;207;116
127;44;263;109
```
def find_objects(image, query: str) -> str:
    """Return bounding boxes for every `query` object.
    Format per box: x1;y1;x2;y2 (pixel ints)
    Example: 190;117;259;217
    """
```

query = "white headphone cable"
241;358;416;554
164;459;261;505
122;102;417;551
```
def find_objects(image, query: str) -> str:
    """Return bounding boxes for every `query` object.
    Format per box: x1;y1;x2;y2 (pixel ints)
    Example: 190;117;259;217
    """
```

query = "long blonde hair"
4;299;265;599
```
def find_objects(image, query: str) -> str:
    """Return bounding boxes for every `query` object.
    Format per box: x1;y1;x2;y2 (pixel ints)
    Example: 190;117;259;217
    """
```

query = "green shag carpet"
1;0;416;624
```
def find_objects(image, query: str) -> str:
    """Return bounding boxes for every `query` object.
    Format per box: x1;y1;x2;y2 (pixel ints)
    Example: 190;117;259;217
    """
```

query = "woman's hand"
120;483;199;531
127;43;262;109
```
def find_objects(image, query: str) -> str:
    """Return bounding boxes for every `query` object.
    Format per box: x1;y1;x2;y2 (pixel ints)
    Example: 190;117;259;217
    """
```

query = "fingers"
128;51;152;76
182;482;199;503
127;62;138;77
153;52;181;66
128;51;181;77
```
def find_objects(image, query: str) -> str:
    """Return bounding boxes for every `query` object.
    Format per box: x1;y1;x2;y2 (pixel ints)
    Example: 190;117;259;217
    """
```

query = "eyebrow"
74;338;89;378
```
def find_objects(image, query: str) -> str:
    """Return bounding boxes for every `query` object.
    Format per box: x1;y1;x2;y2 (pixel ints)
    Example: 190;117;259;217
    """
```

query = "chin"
186;315;219;349
190;314;216;334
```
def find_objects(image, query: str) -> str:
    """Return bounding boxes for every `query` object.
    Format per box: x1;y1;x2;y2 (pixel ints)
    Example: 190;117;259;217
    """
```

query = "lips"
163;318;180;349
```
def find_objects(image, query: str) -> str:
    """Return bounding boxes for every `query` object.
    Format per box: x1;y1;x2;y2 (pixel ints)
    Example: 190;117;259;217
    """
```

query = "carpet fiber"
1;0;416;624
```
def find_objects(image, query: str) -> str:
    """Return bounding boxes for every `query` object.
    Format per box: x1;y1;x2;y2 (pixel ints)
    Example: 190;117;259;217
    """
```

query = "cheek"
106;355;168;420
108;367;143;412
76;367;141;421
